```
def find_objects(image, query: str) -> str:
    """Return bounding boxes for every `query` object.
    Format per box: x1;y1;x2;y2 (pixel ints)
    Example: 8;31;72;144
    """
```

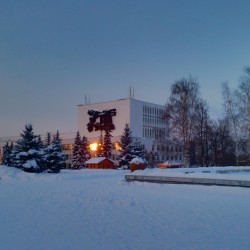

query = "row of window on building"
157;154;183;162
152;144;182;153
143;114;165;125
143;127;167;140
143;106;164;116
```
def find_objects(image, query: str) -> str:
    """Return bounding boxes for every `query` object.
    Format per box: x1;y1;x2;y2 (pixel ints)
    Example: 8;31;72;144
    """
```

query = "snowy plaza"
1;166;250;250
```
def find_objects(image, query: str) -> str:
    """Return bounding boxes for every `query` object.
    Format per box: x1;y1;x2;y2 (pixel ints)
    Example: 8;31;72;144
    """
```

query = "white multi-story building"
78;97;183;163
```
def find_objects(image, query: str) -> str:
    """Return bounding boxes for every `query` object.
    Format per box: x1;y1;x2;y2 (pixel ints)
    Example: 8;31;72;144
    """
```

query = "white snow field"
1;165;250;250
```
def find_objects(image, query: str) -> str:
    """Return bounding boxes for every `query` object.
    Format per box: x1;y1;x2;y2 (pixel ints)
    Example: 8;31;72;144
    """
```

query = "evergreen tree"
44;132;51;147
103;129;112;159
131;140;146;162
2;142;12;166
12;124;43;172
82;136;91;164
37;135;45;149
96;131;104;157
71;131;85;169
119;124;134;168
44;131;66;173
9;142;18;167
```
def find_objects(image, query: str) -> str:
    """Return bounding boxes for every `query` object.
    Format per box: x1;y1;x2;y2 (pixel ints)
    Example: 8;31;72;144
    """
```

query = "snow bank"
0;165;30;181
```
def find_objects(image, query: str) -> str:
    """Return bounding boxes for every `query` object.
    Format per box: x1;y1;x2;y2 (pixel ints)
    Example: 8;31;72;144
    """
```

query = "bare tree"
238;68;250;137
222;82;240;165
236;67;250;164
193;100;210;166
209;119;236;166
164;76;201;167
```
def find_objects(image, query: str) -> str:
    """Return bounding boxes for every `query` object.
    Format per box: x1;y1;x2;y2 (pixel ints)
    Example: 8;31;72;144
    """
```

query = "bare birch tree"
164;76;200;167
222;82;240;165
237;67;250;164
193;100;210;166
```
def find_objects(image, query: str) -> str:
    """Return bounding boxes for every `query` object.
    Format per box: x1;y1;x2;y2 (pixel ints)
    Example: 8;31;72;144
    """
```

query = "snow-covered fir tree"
44;131;66;173
82;136;91;165
119;124;134;168
9;143;19;167
2;142;13;166
37;135;45;149
103;129;112;159
12;124;43;172
44;132;51;147
131;140;146;162
71;131;85;169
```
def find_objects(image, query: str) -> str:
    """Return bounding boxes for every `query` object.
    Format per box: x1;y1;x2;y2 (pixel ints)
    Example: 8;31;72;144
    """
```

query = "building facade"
78;97;183;164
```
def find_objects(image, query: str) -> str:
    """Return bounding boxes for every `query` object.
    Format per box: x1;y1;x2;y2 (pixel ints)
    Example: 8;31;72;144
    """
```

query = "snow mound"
130;157;145;165
0;165;30;181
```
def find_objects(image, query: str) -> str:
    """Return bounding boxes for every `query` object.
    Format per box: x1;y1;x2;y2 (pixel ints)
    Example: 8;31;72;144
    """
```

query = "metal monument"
87;109;117;132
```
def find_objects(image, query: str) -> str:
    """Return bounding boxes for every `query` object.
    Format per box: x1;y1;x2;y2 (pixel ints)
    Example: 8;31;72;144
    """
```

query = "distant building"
77;97;183;164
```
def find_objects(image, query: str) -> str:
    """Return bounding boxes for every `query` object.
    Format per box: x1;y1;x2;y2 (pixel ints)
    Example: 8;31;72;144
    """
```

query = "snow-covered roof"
85;157;108;164
130;157;145;165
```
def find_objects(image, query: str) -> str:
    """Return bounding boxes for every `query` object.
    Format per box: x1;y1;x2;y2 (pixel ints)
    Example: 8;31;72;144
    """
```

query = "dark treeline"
164;67;250;167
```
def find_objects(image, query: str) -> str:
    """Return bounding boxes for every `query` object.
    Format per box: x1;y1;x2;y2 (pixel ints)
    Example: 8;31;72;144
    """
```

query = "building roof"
85;157;109;164
78;97;164;108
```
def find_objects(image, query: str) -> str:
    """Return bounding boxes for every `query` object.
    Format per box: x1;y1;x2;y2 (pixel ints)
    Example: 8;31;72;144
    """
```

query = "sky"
1;0;250;137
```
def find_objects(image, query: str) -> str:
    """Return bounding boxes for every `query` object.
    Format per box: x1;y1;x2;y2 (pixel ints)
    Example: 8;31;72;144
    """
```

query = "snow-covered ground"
1;165;250;250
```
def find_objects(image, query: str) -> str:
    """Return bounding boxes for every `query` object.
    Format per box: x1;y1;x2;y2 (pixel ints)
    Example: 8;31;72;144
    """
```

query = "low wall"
125;174;250;187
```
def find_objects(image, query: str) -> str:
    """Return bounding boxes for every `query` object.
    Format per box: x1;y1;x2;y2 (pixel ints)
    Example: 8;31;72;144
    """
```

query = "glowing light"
114;142;122;151
90;143;98;151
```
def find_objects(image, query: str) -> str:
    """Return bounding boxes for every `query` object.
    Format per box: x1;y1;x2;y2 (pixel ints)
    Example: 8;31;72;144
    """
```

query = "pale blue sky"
1;0;250;137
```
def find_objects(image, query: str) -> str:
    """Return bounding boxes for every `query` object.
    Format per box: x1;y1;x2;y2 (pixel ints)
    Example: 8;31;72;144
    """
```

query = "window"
63;144;73;150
